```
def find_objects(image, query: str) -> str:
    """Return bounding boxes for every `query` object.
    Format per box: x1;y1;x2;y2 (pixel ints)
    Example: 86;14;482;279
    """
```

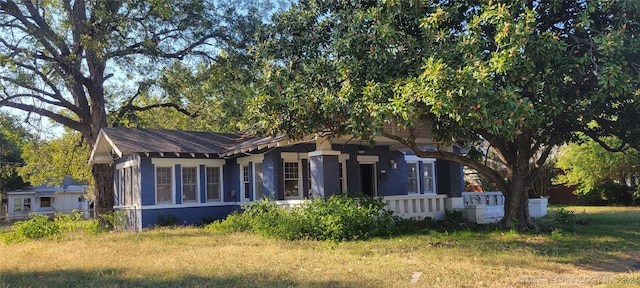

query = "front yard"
0;206;639;287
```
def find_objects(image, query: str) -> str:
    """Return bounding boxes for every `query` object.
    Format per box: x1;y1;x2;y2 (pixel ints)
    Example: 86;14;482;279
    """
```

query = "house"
89;127;466;231
5;177;90;220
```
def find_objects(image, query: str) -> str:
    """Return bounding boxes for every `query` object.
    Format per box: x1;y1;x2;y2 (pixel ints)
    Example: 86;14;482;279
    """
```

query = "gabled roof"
90;127;248;164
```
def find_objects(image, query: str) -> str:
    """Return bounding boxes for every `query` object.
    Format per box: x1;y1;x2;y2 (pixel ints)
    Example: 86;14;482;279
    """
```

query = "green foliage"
13;214;60;240
1;211;111;243
252;0;640;230
552;208;576;226
577;183;635;206
207;195;399;242
18;130;92;187
555;136;640;195
0;113;32;191
155;214;179;227
99;211;127;231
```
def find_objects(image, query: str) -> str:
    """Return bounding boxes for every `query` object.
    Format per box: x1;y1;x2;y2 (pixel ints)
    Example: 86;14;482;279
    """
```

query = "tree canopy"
555;135;640;195
252;0;640;229
0;0;274;210
0;112;31;191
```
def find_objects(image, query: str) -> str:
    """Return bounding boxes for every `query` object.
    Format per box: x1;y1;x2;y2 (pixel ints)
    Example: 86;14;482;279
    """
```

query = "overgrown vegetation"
207;195;402;241
1;211;119;243
1;206;639;287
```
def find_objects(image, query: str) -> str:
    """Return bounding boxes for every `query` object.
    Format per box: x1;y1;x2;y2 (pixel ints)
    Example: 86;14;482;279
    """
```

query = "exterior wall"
117;142;463;231
6;189;88;219
140;205;240;228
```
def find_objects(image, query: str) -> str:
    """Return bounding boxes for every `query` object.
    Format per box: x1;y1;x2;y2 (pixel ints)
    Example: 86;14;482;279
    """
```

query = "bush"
577;183;634;206
206;195;399;242
14;214;61;240
155;214;179;227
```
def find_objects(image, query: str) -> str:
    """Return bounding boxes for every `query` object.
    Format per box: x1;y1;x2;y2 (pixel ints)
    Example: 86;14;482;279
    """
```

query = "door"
359;164;376;196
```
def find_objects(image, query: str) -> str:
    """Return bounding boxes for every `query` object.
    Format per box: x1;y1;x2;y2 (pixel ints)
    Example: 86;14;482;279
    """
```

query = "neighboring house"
5;178;90;219
89;127;465;231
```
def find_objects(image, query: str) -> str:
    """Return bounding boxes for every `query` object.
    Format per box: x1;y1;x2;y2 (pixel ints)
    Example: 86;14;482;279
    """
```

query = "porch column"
437;157;465;210
308;138;341;199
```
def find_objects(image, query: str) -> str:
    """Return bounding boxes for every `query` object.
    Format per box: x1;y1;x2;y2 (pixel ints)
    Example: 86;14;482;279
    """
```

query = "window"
13;198;22;212
40;197;52;208
13;198;31;212
422;162;435;193
124;167;131;205
182;167;198;202
206;166;221;201
307;161;312;193
156;166;173;204
284;162;300;198
254;162;264;200
404;155;437;194
407;162;419;194
242;165;250;201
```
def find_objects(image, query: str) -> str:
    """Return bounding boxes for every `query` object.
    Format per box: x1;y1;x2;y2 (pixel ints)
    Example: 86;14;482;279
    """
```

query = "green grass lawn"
0;206;639;287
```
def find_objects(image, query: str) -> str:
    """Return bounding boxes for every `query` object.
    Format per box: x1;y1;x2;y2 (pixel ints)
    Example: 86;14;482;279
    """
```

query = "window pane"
41;197;51;208
243;165;250;199
206;167;220;201
284;162;299;197
182;167;197;202
423;163;434;193
13;198;22;212
255;163;263;199
156;167;172;203
407;163;418;193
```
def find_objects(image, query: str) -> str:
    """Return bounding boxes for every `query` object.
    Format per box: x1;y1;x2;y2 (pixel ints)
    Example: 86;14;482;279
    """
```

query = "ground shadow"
0;269;372;288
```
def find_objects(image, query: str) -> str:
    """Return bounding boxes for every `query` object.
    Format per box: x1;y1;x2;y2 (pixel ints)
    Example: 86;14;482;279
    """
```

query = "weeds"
207;195;400;242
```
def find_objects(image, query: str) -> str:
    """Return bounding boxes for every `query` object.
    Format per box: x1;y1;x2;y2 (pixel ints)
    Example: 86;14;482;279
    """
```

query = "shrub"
155;214;179;227
206;195;399;242
577;183;634;206
14;214;61;240
99;211;127;231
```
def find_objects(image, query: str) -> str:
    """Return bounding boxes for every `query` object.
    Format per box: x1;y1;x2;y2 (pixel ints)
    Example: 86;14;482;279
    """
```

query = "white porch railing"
381;194;447;220
273;195;448;220
463;191;505;206
462;192;548;224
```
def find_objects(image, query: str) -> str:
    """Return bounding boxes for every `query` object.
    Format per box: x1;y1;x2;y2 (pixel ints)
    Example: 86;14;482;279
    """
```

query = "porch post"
437;146;465;210
308;137;341;199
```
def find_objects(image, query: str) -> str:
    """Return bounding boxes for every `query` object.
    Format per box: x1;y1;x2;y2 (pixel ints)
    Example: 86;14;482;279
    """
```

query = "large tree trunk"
500;174;538;231
92;163;114;213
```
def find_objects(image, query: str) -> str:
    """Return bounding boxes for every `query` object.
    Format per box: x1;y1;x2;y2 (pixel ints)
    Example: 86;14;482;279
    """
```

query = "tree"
18;129;92;188
0;112;31;191
0;0;272;211
555;135;640;195
252;1;640;229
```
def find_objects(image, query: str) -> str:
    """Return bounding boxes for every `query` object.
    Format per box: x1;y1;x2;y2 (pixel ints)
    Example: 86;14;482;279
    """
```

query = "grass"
0;206;639;287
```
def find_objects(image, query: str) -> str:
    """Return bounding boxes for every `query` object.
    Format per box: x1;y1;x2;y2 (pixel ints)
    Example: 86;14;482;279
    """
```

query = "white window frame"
338;154;350;193
181;166;199;203
406;161;420;194
115;159;139;207
404;155;437;194
205;166;222;202
238;155;265;202
152;158;225;206
253;162;264;201
422;160;436;194
155;166;174;204
282;152;303;200
11;196;33;213
239;164;251;202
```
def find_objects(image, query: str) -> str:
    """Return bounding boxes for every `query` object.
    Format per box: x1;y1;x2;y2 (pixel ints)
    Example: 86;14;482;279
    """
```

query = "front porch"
276;192;548;224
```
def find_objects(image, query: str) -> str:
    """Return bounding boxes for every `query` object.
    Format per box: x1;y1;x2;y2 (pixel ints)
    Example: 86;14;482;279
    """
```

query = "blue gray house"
89;127;464;231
